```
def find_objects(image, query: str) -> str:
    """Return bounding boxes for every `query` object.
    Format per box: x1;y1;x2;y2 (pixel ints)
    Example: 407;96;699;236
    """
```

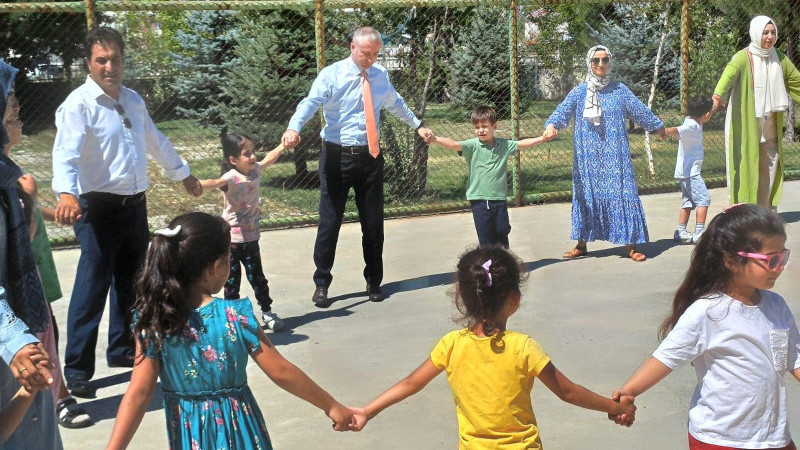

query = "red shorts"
689;433;797;450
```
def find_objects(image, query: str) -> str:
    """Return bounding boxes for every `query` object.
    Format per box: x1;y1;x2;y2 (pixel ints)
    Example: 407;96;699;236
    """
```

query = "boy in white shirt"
665;96;713;244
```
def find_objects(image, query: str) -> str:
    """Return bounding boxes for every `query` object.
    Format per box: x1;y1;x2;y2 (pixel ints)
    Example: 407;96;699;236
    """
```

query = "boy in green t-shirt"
431;106;551;247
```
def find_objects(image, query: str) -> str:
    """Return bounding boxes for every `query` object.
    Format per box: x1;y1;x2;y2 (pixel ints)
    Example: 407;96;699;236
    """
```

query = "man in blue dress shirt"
51;27;202;397
282;27;434;307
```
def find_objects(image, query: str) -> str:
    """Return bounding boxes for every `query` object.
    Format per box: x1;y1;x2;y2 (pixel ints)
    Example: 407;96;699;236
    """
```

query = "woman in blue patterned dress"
107;212;355;450
544;45;666;262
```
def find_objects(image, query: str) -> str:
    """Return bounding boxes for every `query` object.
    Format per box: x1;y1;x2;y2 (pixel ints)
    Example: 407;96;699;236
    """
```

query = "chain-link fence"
2;0;799;246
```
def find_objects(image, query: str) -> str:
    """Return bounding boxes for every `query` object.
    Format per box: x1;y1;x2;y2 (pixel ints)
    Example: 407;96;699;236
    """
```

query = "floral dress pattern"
545;82;664;244
143;298;272;450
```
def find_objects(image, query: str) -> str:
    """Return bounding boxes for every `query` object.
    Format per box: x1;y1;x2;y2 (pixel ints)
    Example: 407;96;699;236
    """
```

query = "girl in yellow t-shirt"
349;246;635;448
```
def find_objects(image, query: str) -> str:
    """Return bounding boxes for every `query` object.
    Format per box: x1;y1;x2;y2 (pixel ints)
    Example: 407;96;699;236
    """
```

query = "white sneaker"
262;311;285;332
692;230;704;244
673;229;693;244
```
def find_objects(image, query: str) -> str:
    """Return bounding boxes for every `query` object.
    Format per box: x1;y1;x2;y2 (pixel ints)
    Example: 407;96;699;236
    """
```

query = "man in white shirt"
51;27;202;397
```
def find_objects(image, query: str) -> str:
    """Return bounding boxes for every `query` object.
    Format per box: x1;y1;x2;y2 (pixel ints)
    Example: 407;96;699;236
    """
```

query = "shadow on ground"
79;374;164;423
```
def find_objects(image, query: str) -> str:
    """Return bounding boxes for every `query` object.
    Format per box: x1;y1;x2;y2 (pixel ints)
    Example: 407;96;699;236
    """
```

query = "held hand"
348;406;369;431
281;129;301;149
54;193;82;225
327;403;355;432
614;395;636;427
182;175;203;197
656;127;667;140
711;95;722;113
417;127;435;144
543;124;558;140
11;343;54;392
608;389;635;427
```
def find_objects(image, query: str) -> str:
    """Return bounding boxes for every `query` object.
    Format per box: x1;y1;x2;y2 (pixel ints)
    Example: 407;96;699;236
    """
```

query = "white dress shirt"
287;57;421;146
52;75;190;197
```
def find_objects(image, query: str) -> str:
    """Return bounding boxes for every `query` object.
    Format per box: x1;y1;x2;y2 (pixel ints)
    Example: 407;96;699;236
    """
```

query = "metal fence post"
315;0;325;71
85;0;95;29
681;0;689;116
509;0;521;207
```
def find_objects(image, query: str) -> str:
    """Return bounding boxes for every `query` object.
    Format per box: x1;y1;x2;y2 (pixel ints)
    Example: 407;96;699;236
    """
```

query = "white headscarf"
583;45;612;126
747;16;789;130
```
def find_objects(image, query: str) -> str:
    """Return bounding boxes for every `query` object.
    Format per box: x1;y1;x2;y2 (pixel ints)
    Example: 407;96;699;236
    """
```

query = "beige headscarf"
583;45;612;127
748;15;789;139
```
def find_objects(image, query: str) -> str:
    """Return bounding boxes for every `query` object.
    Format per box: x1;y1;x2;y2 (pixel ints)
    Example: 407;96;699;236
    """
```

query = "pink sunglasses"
737;249;791;270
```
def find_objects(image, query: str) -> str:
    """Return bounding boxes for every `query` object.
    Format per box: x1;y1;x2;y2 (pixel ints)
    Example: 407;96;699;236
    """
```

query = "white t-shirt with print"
653;291;800;448
674;117;704;178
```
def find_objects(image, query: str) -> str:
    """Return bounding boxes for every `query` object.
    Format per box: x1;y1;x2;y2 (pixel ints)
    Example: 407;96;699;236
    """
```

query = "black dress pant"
65;192;148;382
313;142;384;288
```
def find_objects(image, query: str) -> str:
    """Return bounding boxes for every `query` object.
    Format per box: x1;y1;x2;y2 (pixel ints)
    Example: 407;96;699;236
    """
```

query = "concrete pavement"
53;181;800;449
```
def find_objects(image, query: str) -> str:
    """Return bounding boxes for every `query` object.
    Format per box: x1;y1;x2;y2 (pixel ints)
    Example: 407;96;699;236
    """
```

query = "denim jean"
470;199;511;248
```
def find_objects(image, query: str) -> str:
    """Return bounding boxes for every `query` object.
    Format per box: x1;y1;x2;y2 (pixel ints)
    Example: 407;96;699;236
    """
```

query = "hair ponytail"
453;246;525;336
134;213;230;355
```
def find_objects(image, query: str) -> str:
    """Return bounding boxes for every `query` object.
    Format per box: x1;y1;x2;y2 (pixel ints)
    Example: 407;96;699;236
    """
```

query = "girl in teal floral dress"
106;212;355;449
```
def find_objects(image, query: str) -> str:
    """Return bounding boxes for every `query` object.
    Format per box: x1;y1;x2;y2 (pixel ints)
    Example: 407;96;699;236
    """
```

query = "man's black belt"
82;191;145;206
325;141;370;155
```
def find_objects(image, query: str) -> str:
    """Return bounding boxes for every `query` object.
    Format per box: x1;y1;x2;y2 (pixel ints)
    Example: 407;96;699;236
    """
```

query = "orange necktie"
361;70;380;158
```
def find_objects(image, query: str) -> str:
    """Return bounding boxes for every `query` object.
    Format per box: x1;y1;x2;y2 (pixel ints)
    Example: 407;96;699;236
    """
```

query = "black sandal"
57;397;93;429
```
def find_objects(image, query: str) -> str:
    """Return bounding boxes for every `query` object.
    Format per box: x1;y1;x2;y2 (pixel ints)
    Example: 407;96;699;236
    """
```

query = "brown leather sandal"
628;248;646;262
563;246;588;259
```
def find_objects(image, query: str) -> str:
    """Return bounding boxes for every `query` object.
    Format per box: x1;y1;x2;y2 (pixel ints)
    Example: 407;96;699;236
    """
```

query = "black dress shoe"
366;284;384;302
312;286;331;308
67;378;95;399
107;353;135;368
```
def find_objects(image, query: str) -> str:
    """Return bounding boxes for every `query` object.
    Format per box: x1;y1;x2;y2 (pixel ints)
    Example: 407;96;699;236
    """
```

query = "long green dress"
714;49;800;206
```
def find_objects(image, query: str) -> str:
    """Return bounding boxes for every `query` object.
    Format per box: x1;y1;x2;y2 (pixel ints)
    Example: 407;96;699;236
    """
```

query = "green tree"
217;10;318;181
524;4;597;99
687;3;738;99
589;3;681;106
170;10;239;128
121;10;188;118
449;7;512;118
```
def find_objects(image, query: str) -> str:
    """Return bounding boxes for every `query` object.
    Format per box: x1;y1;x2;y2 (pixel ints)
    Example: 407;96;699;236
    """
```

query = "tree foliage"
524;4;597;99
589;3;681;106
449;7;513;118
170;10;239;128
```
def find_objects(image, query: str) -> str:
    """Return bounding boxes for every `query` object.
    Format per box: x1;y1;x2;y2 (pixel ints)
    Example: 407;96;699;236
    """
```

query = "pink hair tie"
722;202;747;213
481;259;493;287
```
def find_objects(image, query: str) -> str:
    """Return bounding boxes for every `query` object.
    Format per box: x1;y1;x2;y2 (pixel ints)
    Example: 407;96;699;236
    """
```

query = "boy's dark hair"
687;96;713;119
471;106;497;125
220;133;255;175
85;26;125;60
453;245;527;337
134;212;231;356
658;204;785;340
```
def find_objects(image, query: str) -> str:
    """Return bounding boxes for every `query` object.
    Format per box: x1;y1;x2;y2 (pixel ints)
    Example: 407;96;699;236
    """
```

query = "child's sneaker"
262;310;285;332
673;229;694;244
692;230;704;244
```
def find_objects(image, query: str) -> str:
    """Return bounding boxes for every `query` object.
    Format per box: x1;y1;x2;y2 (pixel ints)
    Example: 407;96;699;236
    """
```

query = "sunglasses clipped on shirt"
737;249;791;270
591;56;610;65
114;103;132;129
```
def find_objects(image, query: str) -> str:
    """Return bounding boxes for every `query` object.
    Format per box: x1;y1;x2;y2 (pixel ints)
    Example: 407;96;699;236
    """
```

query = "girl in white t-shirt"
199;134;286;331
613;203;799;450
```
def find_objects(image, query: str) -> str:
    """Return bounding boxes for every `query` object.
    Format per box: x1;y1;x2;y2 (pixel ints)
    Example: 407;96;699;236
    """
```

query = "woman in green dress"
712;15;800;209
